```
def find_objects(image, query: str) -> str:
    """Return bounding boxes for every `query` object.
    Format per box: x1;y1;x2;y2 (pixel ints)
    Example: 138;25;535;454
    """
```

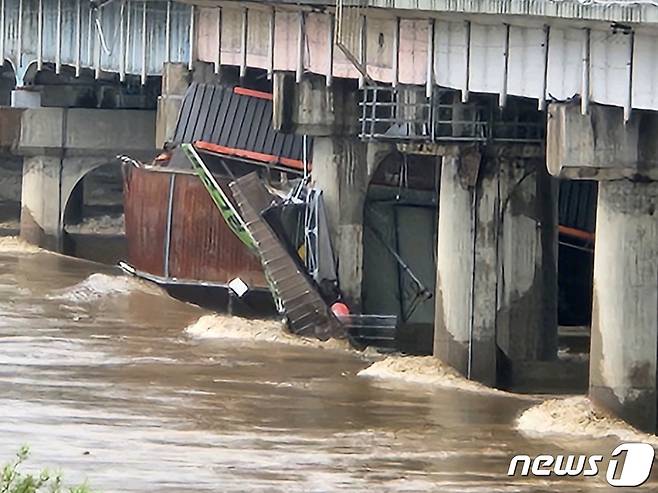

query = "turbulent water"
0;245;654;492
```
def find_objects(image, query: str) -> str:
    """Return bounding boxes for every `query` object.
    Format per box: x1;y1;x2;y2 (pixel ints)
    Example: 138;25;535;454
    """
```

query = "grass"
1;446;92;493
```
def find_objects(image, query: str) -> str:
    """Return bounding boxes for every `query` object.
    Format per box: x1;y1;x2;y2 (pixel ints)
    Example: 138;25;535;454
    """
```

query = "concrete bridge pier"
433;144;558;387
14;107;156;251
548;102;658;432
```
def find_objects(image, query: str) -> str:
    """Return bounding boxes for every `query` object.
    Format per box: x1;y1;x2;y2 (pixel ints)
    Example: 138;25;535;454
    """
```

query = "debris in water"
0;236;42;254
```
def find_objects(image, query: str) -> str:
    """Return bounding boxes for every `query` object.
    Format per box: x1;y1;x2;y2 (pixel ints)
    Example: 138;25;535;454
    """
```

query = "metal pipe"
392;17;399;88
625;30;635;123
426;19;435;99
56;0;62;74
188;5;195;71
538;25;550;111
0;0;5;66
581;28;590;115
141;0;146;85
75;0;82;77
95;7;102;78
499;23;510;108
165;0;171;63
87;5;93;66
462;20;471;103
267;8;274;80
119;0;125;81
296;11;304;83
326;14;334;87
359;15;366;89
240;8;248;79
125;0;131;72
215;7;221;74
17;0;23;68
163;174;176;279
37;0;43;71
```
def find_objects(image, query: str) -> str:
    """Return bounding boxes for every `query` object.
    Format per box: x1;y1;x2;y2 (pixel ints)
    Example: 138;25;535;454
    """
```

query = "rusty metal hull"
122;164;275;315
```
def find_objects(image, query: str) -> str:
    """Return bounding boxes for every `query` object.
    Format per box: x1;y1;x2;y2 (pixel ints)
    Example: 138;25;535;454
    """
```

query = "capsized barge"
120;83;306;317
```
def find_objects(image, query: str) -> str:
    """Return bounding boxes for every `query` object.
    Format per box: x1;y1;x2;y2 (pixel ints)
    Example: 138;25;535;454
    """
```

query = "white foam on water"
65;214;125;235
49;272;165;303
185;314;353;351
358;356;526;397
0;236;42;254
517;396;658;445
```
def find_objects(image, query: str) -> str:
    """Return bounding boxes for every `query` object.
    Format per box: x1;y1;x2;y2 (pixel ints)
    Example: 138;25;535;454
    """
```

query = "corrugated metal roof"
172;82;305;164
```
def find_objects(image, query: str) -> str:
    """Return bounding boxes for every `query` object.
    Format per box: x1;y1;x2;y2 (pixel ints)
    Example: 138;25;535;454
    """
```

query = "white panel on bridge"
632;32;658;110
590;29;631;109
546;27;583;101
246;9;269;69
434;20;467;93
507;26;544;101
469;23;505;95
364;16;394;83
273;10;296;72
399;19;427;85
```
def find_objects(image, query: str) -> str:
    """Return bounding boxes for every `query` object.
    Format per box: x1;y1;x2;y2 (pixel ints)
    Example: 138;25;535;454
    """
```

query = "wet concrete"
0;248;650;492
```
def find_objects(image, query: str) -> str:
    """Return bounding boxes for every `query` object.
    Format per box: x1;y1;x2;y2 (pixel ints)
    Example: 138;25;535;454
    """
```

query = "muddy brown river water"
0;246;653;492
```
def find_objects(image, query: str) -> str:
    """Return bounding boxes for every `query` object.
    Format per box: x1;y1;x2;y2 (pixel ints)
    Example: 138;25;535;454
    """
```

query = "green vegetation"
1;446;92;493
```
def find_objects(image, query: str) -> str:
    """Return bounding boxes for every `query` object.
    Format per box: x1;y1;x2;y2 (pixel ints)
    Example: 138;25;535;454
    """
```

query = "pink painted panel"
273;11;297;71
398;20;428;85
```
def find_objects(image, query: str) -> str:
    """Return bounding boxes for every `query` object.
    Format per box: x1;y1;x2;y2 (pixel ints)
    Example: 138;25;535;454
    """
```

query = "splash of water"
517;396;658;444
48;273;164;303
185;314;352;351
0;236;41;254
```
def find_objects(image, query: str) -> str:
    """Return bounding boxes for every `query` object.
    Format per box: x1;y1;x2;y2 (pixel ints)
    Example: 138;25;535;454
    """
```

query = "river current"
0;244;652;492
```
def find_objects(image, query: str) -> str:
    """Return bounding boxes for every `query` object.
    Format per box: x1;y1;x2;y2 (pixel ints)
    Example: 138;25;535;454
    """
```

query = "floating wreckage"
119;83;399;349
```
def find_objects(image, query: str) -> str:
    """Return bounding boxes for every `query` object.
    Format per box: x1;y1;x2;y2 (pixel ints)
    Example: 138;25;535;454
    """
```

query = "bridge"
0;0;656;434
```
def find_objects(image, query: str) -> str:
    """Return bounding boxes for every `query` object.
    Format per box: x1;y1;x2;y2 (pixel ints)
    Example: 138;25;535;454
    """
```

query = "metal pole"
267;8;274;80
119;0;125;81
165;0;171;63
538;25;550;111
188;5;195;71
37;0;43;71
125;0;131;72
94;7;102;78
17;0;23;69
56;0;62;74
625;30;635;123
392;17;399;88
87;7;93;66
0;0;5;66
581;28;590;115
240;8;248;79
359;15;366;89
163;174;176;279
75;0;82;76
296;11;304;83
499;23;509;108
426;19;435;99
141;0;146;85
462;20;471;103
326;14;334;87
215;7;221;74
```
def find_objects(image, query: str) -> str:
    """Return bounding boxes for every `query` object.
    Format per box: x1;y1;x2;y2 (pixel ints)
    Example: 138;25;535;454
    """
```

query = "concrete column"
156;63;189;148
20;156;63;251
311;136;368;309
434;146;558;387
589;179;658;433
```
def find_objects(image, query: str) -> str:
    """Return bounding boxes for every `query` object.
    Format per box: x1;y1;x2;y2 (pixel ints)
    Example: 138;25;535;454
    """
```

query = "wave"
516;396;658;445
65;214;125;235
185;314;353;351
48;272;165;303
0;236;42;254
358;356;524;397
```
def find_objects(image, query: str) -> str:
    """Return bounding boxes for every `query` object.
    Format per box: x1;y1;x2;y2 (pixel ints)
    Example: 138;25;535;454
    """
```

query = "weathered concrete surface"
311;136;368;309
16;107;156;250
434;146;558;387
547;103;658;181
589;179;658;433
274;73;360;137
156;63;190;149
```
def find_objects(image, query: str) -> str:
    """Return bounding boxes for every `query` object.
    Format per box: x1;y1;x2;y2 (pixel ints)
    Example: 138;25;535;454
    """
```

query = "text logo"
508;442;655;487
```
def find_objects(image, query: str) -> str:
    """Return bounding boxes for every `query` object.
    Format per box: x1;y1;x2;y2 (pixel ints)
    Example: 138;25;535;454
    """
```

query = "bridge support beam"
434;145;558;387
12;107;156;251
548;102;658;432
156;63;190;148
